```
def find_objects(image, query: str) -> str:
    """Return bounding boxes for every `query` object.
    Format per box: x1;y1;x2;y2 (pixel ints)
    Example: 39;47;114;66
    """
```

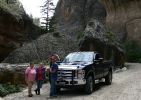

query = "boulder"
0;63;28;84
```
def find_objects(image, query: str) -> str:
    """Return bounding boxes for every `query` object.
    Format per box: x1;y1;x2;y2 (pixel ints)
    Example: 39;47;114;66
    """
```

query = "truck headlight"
76;70;85;78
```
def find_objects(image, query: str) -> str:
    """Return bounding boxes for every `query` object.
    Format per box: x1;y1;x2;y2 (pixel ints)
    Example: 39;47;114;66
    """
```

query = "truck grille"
57;70;86;85
58;70;75;79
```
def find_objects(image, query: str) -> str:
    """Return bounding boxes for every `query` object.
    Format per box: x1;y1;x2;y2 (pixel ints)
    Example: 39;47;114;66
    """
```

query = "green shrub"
125;40;141;62
106;31;114;42
0;84;9;97
3;83;21;93
77;32;83;39
0;84;21;97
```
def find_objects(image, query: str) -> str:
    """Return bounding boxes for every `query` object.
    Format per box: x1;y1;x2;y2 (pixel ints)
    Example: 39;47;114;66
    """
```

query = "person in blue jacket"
49;55;58;97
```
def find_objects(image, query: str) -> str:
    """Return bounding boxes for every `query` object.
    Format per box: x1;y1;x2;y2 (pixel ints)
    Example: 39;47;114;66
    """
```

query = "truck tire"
105;70;112;85
85;76;94;94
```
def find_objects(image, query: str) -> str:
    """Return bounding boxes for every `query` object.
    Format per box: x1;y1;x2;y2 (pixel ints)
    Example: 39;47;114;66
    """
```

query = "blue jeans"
50;79;57;96
36;80;43;90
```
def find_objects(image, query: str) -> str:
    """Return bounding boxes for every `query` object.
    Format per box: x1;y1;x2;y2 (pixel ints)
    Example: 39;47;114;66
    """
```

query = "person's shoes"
28;94;33;97
34;89;38;95
49;96;55;99
37;90;40;95
49;95;57;98
47;96;54;100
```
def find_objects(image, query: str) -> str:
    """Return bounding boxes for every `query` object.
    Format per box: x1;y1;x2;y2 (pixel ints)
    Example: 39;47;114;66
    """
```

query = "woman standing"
25;62;36;97
34;63;46;95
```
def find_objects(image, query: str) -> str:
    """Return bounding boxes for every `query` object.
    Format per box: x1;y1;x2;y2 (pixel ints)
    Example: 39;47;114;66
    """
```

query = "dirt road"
2;63;141;100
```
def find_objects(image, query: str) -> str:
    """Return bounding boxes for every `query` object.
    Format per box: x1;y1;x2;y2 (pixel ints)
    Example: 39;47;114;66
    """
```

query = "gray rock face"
126;19;141;44
1;0;126;85
79;18;125;66
101;0;141;43
3;0;124;66
84;19;107;41
0;0;41;62
79;19;107;51
3;33;78;63
55;0;106;34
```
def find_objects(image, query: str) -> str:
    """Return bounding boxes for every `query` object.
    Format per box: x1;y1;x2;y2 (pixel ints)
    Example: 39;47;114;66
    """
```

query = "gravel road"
2;63;141;100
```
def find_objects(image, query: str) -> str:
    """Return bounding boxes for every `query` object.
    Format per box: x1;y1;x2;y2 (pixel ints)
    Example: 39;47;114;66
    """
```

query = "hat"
54;54;60;60
50;54;60;60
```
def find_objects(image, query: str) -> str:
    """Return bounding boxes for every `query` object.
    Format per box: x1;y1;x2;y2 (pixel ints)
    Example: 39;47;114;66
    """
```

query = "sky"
19;0;59;18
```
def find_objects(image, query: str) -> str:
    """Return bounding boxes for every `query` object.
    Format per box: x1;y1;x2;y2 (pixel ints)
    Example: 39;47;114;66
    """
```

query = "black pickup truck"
56;52;113;94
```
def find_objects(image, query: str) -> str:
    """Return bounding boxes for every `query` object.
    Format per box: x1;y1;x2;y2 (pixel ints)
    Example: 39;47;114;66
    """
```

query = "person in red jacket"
34;63;46;95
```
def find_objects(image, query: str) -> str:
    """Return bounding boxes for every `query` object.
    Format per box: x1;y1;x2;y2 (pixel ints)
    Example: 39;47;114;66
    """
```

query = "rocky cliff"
3;0;125;66
2;0;141;85
101;0;141;43
0;0;41;62
55;0;124;66
1;0;127;84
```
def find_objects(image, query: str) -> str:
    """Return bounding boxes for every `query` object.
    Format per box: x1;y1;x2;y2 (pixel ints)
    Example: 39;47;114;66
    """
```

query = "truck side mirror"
56;61;62;65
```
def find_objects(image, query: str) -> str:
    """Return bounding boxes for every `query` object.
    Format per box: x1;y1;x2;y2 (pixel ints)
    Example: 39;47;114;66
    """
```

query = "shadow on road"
57;82;108;97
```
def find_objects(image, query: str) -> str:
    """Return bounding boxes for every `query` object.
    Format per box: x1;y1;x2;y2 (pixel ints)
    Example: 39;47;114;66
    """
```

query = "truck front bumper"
57;78;86;86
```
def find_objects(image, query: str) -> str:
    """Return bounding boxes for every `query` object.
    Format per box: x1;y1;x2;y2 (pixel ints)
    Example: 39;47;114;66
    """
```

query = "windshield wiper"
73;61;83;62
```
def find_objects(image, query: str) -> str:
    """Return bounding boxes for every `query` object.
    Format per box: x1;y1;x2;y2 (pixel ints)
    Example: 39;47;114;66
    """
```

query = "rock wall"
3;33;78;63
101;0;141;43
1;0;127;84
3;0;125;66
54;0;106;36
0;63;27;84
0;1;41;62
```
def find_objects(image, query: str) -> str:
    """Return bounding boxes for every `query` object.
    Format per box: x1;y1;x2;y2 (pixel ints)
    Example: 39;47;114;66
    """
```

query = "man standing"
48;54;60;84
49;55;58;97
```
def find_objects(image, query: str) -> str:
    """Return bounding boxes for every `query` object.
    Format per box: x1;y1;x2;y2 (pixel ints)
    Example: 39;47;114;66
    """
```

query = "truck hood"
58;62;92;70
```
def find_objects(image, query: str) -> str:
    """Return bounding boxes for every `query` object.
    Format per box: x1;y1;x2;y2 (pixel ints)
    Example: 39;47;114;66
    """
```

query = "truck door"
94;54;104;78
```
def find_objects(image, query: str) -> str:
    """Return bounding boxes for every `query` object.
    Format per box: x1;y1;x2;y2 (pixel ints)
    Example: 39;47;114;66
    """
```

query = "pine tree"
41;0;55;33
49;15;56;32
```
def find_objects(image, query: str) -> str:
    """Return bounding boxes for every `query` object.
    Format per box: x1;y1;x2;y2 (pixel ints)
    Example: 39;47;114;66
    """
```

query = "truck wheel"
85;76;93;94
105;70;112;85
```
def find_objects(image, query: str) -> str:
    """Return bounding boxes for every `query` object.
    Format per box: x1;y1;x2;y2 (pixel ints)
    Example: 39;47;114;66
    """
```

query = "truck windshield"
63;52;93;63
